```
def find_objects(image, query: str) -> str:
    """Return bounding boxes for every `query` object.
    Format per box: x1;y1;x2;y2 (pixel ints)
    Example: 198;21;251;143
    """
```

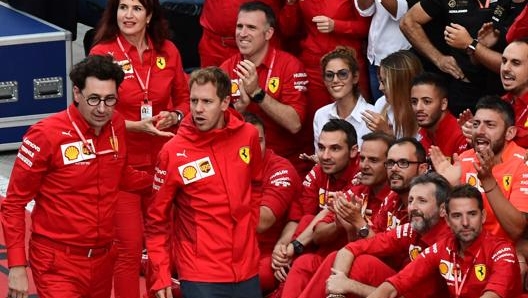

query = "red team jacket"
417;112;468;157
145;110;263;290
1;105;151;267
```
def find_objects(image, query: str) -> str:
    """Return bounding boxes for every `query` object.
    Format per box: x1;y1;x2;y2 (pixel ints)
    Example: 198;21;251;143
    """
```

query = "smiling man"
145;67;264;298
411;72;467;157
220;1;309;175
431;95;528;242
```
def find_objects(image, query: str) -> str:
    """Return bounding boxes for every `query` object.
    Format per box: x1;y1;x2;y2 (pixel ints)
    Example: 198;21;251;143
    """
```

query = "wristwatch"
290;240;305;255
466;39;479;55
357;224;370;238
250;89;266;104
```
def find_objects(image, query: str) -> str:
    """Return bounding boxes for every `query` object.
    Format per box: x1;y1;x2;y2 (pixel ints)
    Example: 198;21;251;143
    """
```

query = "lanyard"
117;36;152;101
264;49;276;93
453;248;482;298
67;106;118;157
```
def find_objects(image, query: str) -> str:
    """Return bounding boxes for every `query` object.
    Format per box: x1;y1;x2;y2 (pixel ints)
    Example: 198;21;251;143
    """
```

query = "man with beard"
296;172;452;298
278;132;394;298
411;72;467;157
271;119;360;296
460;39;528;148
431;95;528;242
372;137;429;232
220;1;310;176
369;184;521;298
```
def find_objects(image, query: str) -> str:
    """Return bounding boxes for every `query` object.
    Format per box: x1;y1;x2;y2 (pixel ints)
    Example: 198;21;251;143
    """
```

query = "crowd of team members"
3;0;528;297
190;0;528;297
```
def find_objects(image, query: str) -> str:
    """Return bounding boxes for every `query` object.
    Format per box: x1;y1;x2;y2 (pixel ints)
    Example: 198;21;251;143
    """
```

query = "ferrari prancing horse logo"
239;146;250;164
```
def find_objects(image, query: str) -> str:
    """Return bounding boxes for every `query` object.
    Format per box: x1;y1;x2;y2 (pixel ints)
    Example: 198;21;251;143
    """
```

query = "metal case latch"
0;81;18;103
34;77;63;99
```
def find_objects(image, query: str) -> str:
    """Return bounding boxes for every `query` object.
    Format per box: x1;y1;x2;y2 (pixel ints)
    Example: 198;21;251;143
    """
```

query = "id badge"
140;100;153;120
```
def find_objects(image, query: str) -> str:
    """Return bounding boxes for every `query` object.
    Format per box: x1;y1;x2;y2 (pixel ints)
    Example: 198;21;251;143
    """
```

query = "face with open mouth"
500;41;528;97
235;10;273;61
471;109;509;155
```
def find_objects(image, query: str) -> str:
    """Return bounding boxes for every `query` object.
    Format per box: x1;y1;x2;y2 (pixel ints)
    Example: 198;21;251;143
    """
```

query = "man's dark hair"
69;55;124;90
239;1;277;28
243;111;265;133
409;172;451;206
189;66;231;100
390;137;427;163
321;119;358;148
475;95;515;127
446;184;483;213
362;132;396;149
411;72;448;99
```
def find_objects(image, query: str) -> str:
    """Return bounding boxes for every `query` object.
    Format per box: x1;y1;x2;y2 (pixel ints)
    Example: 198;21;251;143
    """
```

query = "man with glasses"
220;1;309;175
372;137;429;233
296;172;452;298
1;55;152;298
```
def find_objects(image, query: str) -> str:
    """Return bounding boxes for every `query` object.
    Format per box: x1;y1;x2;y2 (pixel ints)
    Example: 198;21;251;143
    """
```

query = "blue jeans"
180;275;262;298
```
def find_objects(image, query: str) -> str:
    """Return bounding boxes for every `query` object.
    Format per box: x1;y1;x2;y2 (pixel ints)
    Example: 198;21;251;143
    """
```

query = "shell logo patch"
61;140;96;165
268;77;279;93
465;173;483;192
117;59;133;74
178;157;216;185
231;79;241;97
474;264;486;281
408;245;422;261
65;146;80;161
438;260;457;281
318;188;326;208
239;146;250;164
156;57;166;69
182;165;198;181
502;175;512;192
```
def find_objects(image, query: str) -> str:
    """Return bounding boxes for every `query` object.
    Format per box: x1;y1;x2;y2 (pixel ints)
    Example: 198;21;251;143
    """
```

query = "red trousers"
29;236;117;298
260;255;278;293
113;190;144;298
282;252;325;298
298;251;448;298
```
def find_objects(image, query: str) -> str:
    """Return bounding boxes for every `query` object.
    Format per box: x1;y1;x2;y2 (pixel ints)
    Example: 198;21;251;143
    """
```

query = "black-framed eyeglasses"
323;69;350;82
384;159;425;169
80;92;118;107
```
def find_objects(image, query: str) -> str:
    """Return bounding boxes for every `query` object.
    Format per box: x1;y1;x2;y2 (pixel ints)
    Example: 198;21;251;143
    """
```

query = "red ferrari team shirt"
1;105;151;267
388;231;521;298
372;191;409;233
91;35;190;168
221;47;308;167
347;221;452;275
258;149;302;254
459;141;528;239
418;112;468;157
503;92;528;148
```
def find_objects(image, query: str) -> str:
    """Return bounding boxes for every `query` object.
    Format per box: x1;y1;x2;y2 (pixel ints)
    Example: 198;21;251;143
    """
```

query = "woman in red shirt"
90;0;189;297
